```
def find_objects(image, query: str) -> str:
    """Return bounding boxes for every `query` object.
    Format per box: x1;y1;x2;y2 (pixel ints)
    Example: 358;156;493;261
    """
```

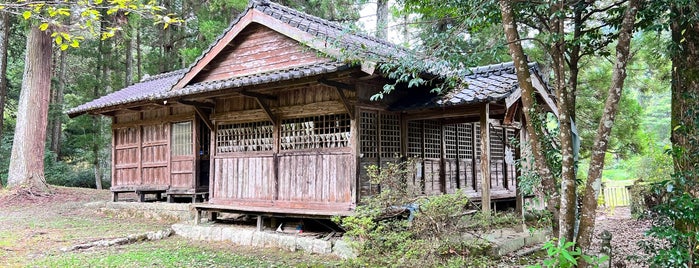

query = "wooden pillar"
351;107;360;205
480;103;491;213
503;127;509;190
209;123;216;203
471;122;478;192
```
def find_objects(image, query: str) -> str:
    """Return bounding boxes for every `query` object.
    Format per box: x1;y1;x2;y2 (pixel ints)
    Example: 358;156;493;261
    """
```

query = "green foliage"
528;238;608;268
337;160;503;267
643;173;699;267
2;0;183;50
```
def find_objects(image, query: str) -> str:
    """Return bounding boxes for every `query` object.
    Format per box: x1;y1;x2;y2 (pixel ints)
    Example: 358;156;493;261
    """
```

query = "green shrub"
337;160;501;267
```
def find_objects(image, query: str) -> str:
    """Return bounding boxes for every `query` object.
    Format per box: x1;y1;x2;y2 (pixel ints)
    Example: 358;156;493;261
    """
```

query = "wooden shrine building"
67;0;556;217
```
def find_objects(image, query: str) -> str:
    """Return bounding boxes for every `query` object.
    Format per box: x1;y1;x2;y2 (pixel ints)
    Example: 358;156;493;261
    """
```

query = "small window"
172;121;193;156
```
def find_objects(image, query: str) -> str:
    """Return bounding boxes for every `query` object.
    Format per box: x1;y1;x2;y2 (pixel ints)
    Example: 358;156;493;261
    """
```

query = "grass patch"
602;168;632;181
32;238;338;268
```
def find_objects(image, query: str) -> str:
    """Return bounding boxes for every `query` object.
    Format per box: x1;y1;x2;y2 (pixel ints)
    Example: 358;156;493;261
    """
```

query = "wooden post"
480;103;491;213
503;127;509;190
471;122;478;192
256;215;263;231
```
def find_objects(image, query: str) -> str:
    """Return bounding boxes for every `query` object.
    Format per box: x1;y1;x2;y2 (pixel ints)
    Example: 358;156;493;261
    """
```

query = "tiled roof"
66;69;186;116
152;62;349;99
66;62;348;116
391;62;542;110
68;0;405;116
254;0;407;59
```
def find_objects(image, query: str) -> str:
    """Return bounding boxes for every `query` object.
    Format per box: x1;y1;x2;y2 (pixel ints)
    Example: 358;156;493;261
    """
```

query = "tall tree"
7;27;52;192
576;0;640;261
0;0;178;193
669;4;699;194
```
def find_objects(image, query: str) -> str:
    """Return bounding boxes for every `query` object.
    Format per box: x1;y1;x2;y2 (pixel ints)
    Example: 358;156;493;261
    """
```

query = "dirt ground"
497;206;653;267
590;206;653;267
0;186;340;267
0;186;655;267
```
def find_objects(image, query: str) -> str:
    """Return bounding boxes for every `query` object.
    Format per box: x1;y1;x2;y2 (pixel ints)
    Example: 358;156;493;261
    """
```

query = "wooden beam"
333;86;355;120
318;78;356;91
178;99;214;109
240;90;277;101
480;103;491;213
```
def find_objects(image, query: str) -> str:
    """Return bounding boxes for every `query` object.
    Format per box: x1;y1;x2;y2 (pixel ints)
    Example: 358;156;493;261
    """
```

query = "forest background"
0;0;671;193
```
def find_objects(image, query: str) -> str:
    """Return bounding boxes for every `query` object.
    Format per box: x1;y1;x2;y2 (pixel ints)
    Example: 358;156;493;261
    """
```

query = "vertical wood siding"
213;156;275;200
141;123;169;187
192;23;329;84
113;127;139;188
277;153;353;204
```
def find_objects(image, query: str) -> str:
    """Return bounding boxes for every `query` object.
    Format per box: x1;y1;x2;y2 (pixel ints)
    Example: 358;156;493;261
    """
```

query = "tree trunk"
7;27;52;192
49;48;67;157
376;0;388;39
125;24;134;86
498;0;560;237
670;3;699;196
93;116;103;190
136;18;142;81
576;0;639;263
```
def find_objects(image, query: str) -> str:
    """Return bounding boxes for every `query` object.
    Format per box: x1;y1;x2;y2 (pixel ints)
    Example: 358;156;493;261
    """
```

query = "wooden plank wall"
113;126;139;188
110;106;196;191
210;81;356;211
213;156;275;201
192;23;329;84
141;123;169;187
277;153;353;205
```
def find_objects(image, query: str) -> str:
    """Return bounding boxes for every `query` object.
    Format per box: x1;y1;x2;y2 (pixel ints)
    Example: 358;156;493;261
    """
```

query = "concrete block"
332;239;357;259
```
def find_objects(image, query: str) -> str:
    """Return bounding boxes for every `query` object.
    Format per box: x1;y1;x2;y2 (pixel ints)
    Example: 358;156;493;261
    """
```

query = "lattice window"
506;128;516;145
380;113;401;158
281;114;351;150
407;121;422;158
423;120;441;159
444;124;457;159
457;123;473;159
216;121;273;153
172;121;193;156
490;126;505;160
360;111;378;158
475;123;481;160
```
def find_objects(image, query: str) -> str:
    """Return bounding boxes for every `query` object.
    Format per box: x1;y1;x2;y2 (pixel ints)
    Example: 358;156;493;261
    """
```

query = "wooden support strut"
176;100;214;131
254;97;275;123
319;78;355;120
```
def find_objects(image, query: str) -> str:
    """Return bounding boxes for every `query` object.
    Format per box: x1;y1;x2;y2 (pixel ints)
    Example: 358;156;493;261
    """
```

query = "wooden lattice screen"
444;124;457;159
281;114;350;150
490;125;505;160
379;113;401;158
360;111;378;158
407;121;422;158
216;121;274;153
423;120;441;159
172;121;193;156
457;123;473;159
